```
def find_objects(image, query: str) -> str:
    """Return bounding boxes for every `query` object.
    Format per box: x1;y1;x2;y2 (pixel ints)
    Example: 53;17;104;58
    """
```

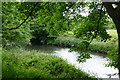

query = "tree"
2;2;32;47
103;1;120;78
66;2;120;78
72;1;120;78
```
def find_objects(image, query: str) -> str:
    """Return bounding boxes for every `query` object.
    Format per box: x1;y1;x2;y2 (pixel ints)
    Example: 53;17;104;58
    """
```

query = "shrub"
2;48;96;79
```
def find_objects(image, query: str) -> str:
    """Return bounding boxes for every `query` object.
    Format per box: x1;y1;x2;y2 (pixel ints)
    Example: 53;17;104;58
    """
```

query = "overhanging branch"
87;4;104;49
8;2;39;30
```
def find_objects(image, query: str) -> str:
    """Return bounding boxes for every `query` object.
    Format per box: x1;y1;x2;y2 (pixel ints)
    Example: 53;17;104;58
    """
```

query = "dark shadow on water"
25;45;62;54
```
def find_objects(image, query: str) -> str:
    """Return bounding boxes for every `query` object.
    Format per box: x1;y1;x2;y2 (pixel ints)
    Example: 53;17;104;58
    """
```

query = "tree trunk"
115;20;120;79
103;2;120;79
117;24;120;79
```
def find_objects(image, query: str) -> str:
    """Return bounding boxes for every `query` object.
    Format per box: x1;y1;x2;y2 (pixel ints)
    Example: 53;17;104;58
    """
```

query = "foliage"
28;2;73;45
89;38;117;53
52;31;118;64
2;1;119;75
71;3;112;54
106;50;118;68
2;2;74;47
104;21;116;29
2;2;112;47
106;32;118;68
30;24;56;45
67;3;113;63
50;34;82;47
53;32;117;52
2;2;32;47
77;53;91;63
2;48;96;79
73;10;111;42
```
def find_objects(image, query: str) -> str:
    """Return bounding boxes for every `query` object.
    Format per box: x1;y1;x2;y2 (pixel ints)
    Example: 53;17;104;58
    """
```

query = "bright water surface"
26;45;118;78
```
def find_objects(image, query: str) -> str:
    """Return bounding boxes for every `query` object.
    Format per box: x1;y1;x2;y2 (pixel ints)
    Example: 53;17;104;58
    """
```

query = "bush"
89;38;118;53
53;31;118;54
2;48;96;79
50;35;82;47
30;24;57;45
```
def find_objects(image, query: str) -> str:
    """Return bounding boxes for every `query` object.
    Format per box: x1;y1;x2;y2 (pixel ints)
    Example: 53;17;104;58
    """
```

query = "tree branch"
8;2;39;30
87;4;104;49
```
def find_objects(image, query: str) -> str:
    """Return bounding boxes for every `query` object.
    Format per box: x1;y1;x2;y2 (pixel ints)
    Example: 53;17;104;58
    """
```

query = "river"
26;45;119;79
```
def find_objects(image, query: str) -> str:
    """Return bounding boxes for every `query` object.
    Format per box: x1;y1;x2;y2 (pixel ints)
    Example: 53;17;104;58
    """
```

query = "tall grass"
89;38;118;54
51;35;82;47
2;48;96;79
89;30;118;54
52;30;118;54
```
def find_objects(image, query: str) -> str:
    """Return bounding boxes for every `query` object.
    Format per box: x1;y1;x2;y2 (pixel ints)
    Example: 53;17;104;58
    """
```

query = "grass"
2;30;117;79
50;30;118;68
89;30;118;53
52;30;118;54
2;48;96;80
51;35;82;47
89;38;118;53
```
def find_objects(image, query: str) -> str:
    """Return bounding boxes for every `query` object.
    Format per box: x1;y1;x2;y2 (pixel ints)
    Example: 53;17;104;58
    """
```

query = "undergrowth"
51;31;118;54
2;48;96;80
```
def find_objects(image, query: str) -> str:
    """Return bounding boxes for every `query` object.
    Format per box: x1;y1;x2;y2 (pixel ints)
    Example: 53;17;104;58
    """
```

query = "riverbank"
2;48;97;80
46;30;118;69
26;45;118;78
2;30;118;79
48;30;118;55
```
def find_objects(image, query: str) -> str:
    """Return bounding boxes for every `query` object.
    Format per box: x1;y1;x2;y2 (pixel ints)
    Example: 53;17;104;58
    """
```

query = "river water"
26;45;119;79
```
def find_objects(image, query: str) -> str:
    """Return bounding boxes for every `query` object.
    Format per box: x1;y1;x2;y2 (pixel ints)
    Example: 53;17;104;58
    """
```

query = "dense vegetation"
50;30;118;67
2;48;96;80
51;31;117;53
2;1;120;79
